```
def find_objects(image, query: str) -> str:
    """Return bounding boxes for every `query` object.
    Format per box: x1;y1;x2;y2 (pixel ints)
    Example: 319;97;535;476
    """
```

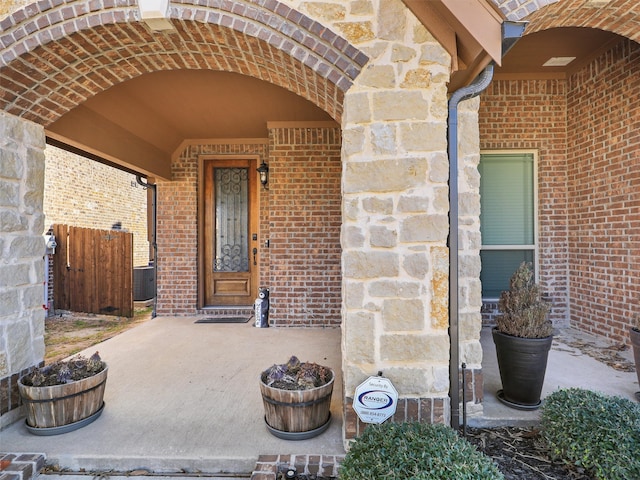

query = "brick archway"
0;0;368;127
492;0;559;22
495;0;640;42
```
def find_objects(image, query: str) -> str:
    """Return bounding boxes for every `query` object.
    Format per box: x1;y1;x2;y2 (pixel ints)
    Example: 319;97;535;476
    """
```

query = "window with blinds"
479;152;538;299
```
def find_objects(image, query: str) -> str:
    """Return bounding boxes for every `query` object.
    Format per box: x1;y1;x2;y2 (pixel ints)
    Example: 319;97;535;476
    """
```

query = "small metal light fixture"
257;161;269;189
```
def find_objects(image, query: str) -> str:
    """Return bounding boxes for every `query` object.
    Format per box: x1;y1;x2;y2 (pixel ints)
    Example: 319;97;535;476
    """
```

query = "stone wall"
319;0;483;435
0;0;489;436
0;111;46;429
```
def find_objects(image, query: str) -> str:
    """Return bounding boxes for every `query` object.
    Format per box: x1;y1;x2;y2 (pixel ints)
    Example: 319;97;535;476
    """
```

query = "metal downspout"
137;175;158;318
447;64;494;429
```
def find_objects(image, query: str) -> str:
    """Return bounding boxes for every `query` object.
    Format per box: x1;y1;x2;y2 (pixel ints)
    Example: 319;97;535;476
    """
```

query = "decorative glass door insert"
214;168;249;273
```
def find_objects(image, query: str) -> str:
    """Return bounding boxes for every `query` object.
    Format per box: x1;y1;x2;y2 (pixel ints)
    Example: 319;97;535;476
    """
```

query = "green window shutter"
479;153;536;298
479;153;534;245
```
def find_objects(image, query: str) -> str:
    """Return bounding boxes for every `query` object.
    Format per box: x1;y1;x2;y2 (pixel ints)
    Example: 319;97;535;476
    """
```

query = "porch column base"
461;367;484;406
0;363;43;430
343;368;483;440
343;396;450;440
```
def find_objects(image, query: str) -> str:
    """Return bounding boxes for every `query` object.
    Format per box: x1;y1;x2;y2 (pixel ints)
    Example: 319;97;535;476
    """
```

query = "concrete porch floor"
2;317;638;476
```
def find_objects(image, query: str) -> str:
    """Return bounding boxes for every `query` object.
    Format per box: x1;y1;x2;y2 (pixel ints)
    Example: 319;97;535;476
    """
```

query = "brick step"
249;454;343;480
0;454;46;480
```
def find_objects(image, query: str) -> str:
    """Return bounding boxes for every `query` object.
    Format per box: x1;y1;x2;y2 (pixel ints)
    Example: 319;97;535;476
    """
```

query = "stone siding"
0;0;584;437
0;111;46;429
332;0;484;434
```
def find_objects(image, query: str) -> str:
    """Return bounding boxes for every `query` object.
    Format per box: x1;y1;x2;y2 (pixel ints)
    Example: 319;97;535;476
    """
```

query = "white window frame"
479;149;540;301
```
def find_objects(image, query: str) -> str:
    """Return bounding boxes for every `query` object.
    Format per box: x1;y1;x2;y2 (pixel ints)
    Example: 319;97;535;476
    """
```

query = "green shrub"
338;422;504;480
541;388;640;480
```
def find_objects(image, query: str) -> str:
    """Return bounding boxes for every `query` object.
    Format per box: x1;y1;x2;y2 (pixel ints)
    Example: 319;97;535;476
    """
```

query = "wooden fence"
53;224;133;317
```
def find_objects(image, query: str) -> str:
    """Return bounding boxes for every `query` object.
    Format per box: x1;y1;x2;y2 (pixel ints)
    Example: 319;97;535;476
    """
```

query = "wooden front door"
202;158;259;306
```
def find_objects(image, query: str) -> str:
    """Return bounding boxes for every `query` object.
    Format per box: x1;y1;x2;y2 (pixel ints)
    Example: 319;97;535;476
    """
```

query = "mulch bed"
465;426;593;479
280;426;595;479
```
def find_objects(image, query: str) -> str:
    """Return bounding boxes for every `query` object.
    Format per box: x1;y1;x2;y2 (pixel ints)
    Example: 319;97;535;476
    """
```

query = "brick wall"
156;142;268;316
566;39;640;341
479;78;570;328
267;125;342;326
479;38;640;343
156;129;342;327
43;145;150;267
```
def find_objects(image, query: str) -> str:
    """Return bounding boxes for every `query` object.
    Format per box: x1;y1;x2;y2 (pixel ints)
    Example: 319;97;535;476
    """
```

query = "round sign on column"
353;376;398;424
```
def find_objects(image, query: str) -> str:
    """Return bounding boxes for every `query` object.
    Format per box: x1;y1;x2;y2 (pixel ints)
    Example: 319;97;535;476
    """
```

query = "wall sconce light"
257;161;269;189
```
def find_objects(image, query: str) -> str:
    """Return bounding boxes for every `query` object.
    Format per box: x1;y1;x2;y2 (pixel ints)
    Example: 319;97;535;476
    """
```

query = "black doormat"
195;316;251;324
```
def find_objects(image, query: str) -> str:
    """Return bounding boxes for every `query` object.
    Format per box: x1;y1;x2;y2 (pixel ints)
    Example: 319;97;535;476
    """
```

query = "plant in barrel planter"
259;355;334;440
492;262;552;410
631;315;640;402
18;351;107;435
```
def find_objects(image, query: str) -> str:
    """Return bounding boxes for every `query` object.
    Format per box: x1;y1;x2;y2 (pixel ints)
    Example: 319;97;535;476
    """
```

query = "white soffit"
542;56;576;67
139;0;175;32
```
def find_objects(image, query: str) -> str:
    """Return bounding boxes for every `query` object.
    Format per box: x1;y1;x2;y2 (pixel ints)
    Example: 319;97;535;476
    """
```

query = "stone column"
0;110;46;428
457;96;484;416
338;1;454;439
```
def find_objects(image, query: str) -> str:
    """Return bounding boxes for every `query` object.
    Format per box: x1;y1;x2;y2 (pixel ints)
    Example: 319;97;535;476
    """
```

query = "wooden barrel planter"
18;366;108;435
259;369;334;440
631;327;640;401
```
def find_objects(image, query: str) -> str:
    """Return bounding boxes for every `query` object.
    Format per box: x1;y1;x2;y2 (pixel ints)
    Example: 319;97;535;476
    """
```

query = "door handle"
253;247;258;266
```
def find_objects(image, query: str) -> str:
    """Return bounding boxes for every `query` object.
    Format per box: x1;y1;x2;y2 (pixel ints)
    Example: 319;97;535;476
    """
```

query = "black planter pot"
492;328;553;410
630;327;640;401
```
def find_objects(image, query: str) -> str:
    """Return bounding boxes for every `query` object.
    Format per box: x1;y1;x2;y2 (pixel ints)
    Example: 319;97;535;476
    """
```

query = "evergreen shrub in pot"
492;262;552;409
18;351;107;434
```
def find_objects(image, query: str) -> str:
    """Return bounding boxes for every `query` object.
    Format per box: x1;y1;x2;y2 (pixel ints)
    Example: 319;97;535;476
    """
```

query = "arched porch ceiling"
494;0;639;79
0;1;368;180
47;70;335;172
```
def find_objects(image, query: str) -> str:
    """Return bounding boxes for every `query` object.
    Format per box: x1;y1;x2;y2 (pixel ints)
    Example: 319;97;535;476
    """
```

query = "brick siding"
43;145;150;268
157;141;268;316
523;0;640;43
480;38;640;343
344;396;448;440
479;79;570;328
267;125;342;326
565;39;640;341
156;127;342;327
